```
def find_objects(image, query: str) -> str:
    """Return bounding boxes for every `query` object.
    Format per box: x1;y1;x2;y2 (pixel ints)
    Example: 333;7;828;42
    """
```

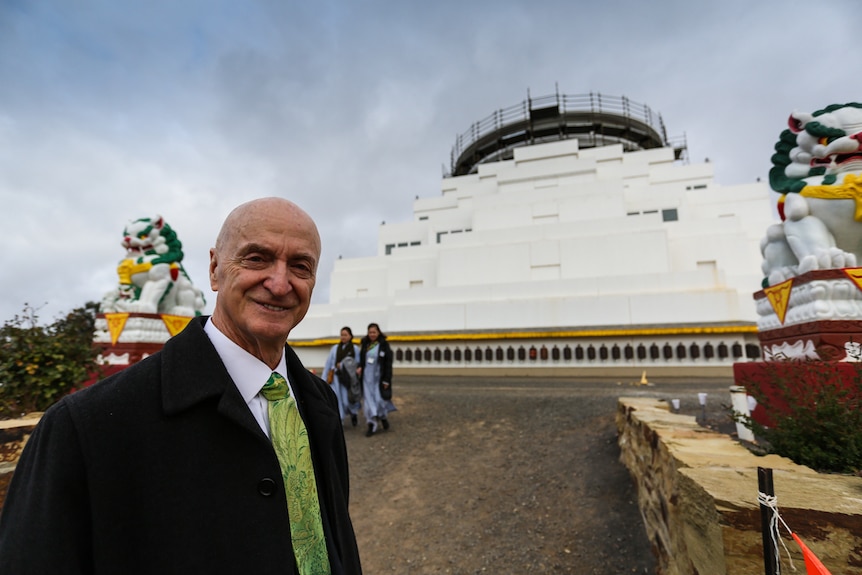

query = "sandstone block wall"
617;397;862;575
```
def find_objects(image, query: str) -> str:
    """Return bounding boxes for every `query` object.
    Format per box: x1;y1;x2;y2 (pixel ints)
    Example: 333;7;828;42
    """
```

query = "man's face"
209;200;320;361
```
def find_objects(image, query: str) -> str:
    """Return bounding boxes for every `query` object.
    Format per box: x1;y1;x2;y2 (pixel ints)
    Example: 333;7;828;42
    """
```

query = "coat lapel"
160;316;265;439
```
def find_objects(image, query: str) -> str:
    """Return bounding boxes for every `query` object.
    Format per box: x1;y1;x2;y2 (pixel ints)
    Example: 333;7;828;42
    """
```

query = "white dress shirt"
203;318;293;439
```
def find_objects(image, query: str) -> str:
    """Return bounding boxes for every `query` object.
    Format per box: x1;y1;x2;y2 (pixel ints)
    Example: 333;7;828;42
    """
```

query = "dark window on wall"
518;347;526;361
552;346;560;361
405;349;413;362
507;347;515;361
434;349;441;362
599;345;608;361
496;347;504;361
464;348;472;362
676;343;687;360
718;342;729;359
732;343;743;359
624;344;634;360
745;344;761;359
637;344;647;360
475;347;483;362
663;344;673;360
443;348;451;362
587;345;596;360
662;208;678;222
611;345;621;360
575;345;584;360
540;346;548;360
454;348;462;362
704;343;714;359
396;349;404;362
424;349;432;362
485;347;493;362
563;346;572;361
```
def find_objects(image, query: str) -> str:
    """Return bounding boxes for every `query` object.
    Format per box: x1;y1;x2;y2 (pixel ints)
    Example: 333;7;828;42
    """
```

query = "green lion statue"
100;215;206;316
761;103;862;287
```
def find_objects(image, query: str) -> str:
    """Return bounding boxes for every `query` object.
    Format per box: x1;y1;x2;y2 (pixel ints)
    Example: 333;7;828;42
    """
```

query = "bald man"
0;198;362;574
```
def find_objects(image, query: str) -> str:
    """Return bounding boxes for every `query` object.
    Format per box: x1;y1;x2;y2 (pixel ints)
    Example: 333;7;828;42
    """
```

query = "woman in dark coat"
357;322;396;437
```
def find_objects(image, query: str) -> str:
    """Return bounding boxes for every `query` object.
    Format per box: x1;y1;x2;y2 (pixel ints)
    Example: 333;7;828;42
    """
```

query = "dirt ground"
344;375;737;575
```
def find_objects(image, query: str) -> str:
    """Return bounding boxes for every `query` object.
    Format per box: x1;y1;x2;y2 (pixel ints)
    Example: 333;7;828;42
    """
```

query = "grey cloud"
2;0;861;322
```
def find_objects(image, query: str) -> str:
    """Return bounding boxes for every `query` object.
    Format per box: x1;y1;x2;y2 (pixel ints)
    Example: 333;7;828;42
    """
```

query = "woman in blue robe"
322;326;361;426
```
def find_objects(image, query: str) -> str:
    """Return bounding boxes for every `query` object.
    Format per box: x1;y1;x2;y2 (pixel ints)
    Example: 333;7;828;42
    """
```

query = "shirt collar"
203;319;287;404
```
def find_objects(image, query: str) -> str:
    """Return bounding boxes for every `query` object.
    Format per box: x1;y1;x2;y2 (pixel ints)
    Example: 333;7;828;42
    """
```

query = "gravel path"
343;375;737;574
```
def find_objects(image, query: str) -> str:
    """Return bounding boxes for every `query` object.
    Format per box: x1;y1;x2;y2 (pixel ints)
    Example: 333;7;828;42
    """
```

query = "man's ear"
209;248;219;291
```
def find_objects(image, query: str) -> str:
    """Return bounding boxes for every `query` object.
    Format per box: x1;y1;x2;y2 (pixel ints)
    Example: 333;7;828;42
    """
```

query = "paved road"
343;375;737;574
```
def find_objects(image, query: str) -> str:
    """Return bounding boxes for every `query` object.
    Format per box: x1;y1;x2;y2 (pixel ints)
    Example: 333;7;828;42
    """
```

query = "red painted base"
733;361;862;426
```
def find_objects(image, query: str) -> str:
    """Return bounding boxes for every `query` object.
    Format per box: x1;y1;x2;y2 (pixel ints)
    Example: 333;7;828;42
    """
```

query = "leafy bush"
0;302;101;419
738;360;862;474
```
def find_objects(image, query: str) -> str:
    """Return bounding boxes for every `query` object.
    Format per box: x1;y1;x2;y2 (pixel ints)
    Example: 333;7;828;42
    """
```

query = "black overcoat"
0;316;362;575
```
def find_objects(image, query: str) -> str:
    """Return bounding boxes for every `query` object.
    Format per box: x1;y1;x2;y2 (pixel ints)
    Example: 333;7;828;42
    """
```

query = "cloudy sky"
1;0;858;325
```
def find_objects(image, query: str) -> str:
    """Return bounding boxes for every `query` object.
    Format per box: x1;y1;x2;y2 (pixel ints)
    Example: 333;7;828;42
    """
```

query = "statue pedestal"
753;269;862;361
737;269;862;424
88;312;194;385
757;320;862;361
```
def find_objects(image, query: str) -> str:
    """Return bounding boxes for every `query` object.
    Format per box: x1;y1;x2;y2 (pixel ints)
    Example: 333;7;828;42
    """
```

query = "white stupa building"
291;93;774;375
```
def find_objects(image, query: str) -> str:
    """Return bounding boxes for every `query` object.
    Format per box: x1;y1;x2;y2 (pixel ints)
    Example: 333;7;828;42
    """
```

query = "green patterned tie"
261;372;332;575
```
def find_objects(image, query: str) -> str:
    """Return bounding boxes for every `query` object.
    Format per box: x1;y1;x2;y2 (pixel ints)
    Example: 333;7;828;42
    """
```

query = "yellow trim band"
289;325;757;347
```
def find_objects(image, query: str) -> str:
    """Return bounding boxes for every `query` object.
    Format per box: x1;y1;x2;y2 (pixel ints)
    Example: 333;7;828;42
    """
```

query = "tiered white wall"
293;138;774;348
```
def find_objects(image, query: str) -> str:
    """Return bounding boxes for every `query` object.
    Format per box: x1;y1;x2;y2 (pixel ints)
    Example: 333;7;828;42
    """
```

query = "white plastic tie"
758;491;797;573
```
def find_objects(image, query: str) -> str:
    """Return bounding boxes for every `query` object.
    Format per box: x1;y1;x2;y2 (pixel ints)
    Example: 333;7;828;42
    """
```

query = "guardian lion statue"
760;103;862;287
761;103;862;287
100;215;206;316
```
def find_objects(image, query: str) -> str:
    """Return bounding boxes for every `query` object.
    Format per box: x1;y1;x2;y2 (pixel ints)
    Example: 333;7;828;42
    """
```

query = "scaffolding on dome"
448;90;687;177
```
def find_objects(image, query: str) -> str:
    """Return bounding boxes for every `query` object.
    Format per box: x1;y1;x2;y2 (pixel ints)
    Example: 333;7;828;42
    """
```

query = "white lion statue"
761;103;862;287
100;215;206;316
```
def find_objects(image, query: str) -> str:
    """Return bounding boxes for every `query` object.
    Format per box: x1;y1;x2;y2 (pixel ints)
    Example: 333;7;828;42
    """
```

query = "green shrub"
0;302;101;419
738;360;862;474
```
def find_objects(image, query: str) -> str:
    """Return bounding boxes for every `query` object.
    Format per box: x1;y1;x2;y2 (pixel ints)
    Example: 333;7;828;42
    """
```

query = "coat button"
258;478;278;496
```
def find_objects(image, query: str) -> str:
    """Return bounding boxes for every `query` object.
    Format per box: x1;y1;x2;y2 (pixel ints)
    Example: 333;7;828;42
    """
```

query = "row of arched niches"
393;341;761;364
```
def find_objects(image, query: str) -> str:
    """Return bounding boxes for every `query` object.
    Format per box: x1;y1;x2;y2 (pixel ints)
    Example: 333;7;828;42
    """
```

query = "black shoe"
351;414;358;427
365;423;375;437
381;417;390;430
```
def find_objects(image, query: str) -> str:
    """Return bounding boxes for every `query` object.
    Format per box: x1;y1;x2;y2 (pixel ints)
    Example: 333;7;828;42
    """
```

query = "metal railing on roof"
448;91;679;176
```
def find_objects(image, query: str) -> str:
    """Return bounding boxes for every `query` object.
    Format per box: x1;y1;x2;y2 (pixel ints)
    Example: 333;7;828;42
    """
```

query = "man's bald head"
214;197;321;259
209;197;322;368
